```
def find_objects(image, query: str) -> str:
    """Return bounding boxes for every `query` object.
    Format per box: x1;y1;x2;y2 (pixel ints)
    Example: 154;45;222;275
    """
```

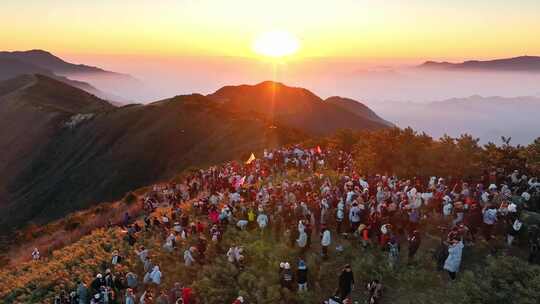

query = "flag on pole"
245;153;256;164
234;176;246;188
316;146;322;154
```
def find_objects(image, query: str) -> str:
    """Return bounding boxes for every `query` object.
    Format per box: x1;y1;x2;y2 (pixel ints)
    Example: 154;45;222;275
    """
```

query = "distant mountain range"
0;50;138;102
419;56;540;72
0;75;389;230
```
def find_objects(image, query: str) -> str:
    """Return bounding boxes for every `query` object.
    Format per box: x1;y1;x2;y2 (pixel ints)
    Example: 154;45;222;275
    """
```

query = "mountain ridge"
0;50;138;102
0;50;122;76
419;55;540;72
0;75;387;229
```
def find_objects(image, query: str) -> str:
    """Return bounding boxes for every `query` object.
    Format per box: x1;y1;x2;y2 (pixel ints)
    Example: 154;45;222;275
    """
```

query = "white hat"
508;203;517;213
96;273;102;278
284;262;290;269
237;296;244;302
522;192;531;201
488;184;497;190
279;262;285;268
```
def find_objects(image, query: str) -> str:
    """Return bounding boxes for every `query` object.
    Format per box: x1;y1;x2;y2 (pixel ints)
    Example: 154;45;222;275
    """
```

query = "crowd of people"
47;146;540;304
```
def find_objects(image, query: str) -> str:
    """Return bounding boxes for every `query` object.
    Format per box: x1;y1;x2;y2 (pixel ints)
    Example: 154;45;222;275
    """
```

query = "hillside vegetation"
2;130;540;303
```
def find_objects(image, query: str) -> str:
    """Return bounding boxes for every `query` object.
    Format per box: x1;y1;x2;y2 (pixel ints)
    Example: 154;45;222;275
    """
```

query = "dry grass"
4;197;144;266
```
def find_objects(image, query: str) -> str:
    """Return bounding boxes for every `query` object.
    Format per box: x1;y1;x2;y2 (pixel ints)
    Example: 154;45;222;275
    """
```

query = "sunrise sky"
2;0;540;61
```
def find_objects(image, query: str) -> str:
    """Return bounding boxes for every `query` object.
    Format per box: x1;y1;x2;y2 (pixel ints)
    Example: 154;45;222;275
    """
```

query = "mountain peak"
208;81;389;135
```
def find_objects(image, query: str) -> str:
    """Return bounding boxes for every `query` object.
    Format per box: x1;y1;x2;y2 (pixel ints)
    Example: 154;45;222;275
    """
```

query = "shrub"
123;192;137;205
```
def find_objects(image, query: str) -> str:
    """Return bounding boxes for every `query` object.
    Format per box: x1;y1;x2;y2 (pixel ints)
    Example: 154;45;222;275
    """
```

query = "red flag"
316;146;322;154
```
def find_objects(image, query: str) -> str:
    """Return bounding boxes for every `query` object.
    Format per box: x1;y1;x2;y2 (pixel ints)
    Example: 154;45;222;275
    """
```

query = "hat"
237;296;244;303
96;273;102;279
94;294;100;299
279;262;285;268
488;184;497;190
284;262;290;269
298;260;307;270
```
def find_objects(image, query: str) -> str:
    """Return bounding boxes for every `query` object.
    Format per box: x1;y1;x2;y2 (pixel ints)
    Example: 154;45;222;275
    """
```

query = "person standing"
125;288;136;304
321;227;332;260
407;230;421;263
297;259;308;292
444;240;464;280
337;264;355;300
297;227;308;256
76;281;89;304
387;237;400;270
32;248;40;261
336;199;345;235
280;262;293;290
482;205;498;241
349;203;362;232
184;247;196;266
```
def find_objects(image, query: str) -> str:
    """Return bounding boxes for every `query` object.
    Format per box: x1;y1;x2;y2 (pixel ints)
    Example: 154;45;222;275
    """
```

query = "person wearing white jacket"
297;229;308;255
321;228;331;259
149;265;161;285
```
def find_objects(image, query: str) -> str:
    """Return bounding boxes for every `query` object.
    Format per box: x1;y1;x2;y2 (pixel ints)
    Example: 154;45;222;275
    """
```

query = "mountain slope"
0;50;116;75
0;75;113;210
208;81;389;135
325;96;395;127
419;56;540;72
0;76;304;229
0;58;52;80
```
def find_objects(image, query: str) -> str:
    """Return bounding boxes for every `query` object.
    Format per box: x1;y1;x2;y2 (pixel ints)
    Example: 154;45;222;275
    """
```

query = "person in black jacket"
91;273;105;294
297;259;308;292
337;264;354;300
408;230;422;263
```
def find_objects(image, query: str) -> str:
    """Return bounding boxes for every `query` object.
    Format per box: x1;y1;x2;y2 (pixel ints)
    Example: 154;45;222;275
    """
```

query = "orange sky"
2;0;540;61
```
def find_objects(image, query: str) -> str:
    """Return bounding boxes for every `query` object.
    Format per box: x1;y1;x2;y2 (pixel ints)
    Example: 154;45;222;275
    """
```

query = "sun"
252;30;300;58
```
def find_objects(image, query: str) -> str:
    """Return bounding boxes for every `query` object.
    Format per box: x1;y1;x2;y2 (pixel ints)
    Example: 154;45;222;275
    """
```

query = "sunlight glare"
252;30;300;58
